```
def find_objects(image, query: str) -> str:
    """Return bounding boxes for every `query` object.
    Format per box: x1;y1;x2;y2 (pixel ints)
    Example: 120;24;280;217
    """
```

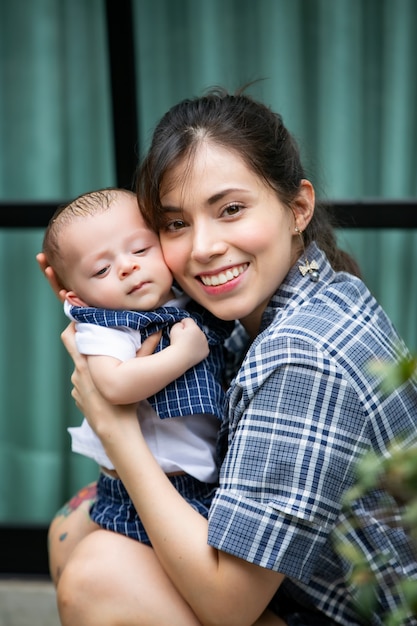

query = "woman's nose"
190;225;227;262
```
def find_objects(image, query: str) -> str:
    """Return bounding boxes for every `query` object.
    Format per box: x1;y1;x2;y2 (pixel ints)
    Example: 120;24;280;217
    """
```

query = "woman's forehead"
161;142;252;198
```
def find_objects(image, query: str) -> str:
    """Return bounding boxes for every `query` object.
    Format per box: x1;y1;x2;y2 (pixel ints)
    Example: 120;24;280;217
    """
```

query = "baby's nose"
119;256;140;277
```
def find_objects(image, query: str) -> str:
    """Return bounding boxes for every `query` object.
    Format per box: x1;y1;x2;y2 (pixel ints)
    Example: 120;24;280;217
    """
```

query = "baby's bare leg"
48;481;99;585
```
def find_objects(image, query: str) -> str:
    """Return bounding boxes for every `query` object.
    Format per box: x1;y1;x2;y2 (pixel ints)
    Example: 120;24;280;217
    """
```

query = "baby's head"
43;187;174;310
43;188;129;289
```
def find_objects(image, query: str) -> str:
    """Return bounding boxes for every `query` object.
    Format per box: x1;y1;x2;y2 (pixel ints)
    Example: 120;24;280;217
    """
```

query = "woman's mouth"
199;264;247;286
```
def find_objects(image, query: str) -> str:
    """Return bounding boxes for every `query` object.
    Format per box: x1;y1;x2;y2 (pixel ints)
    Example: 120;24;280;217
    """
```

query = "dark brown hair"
137;86;360;276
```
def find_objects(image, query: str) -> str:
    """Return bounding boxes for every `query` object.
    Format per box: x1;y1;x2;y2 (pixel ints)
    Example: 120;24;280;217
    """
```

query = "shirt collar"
260;242;336;332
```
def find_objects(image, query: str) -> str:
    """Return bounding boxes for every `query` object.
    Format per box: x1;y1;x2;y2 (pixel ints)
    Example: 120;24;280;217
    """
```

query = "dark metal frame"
1;199;417;229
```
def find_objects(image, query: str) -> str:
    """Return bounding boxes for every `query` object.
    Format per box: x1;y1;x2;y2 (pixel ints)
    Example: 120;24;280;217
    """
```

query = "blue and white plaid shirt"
208;243;417;625
69;300;233;421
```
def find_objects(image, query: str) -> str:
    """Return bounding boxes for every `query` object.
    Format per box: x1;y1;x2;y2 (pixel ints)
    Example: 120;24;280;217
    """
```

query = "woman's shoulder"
257;271;401;369
268;271;370;333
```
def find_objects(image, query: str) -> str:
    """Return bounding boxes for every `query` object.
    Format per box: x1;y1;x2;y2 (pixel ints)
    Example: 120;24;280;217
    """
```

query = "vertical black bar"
105;0;139;189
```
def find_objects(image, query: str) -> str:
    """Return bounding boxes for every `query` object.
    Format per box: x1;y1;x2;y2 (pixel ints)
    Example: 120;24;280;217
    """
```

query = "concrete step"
0;578;59;626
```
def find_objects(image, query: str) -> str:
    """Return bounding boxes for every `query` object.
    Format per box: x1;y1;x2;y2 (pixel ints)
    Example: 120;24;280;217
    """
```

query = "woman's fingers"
61;323;98;414
61;322;80;363
136;330;162;357
36;252;48;274
36;252;68;302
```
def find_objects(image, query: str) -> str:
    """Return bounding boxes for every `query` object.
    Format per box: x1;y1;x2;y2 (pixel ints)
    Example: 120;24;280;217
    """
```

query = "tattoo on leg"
57;483;97;519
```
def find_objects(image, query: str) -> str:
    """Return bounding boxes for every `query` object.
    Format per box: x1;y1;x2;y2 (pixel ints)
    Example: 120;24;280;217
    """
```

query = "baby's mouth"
128;281;147;294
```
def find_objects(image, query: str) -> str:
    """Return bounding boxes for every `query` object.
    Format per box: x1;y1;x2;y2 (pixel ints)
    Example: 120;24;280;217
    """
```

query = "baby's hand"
169;318;209;367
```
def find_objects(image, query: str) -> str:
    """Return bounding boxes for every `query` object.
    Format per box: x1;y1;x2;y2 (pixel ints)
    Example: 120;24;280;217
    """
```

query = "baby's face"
63;194;174;310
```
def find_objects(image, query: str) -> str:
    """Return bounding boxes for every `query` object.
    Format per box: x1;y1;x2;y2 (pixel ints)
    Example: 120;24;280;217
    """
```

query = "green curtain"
1;0;416;524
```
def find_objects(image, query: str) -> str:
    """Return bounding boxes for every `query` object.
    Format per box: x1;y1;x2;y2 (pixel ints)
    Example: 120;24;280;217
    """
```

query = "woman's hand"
61;323;140;447
136;331;162;358
36;251;68;302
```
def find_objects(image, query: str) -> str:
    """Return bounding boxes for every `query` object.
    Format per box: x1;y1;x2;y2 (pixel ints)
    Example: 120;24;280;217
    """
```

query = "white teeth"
200;264;246;286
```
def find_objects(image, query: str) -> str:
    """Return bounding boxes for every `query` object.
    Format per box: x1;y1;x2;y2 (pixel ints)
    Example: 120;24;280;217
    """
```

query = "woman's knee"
56;537;108;625
57;531;203;626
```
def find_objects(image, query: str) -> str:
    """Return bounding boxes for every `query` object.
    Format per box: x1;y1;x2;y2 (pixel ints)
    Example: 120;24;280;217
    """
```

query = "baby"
42;187;232;544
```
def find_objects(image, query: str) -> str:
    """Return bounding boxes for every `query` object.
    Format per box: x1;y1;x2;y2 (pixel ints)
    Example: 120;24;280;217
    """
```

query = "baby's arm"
87;317;209;405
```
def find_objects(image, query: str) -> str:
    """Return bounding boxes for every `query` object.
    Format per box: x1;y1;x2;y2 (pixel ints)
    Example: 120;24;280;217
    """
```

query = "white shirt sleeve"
74;323;142;361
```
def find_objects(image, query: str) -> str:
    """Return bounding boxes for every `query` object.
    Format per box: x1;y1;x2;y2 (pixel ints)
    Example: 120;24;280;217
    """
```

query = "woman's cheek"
160;242;184;275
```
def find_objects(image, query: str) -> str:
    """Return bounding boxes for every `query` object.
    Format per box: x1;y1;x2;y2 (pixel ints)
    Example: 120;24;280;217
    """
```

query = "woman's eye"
223;203;242;217
165;219;186;232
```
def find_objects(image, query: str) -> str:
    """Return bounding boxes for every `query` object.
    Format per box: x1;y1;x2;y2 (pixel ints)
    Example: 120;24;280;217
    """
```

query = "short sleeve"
75;324;142;361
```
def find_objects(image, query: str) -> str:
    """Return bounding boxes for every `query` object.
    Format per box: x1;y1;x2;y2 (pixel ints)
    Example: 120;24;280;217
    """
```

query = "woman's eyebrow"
207;188;246;205
161;188;250;212
161;205;182;213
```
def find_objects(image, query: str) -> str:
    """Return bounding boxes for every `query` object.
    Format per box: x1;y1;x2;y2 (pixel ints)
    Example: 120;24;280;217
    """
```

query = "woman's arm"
62;325;284;626
87;318;209;404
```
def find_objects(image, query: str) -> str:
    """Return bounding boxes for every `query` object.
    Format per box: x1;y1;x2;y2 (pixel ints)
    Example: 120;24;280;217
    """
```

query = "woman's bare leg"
50;483;286;625
48;482;99;585
57;530;203;626
56;528;286;626
254;610;287;625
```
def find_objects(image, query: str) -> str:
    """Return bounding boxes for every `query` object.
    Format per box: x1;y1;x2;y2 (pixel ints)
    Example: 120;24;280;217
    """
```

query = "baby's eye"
94;266;109;277
133;248;147;255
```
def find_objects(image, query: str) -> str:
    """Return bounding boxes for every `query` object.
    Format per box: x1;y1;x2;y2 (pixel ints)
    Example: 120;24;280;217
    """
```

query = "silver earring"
295;227;319;282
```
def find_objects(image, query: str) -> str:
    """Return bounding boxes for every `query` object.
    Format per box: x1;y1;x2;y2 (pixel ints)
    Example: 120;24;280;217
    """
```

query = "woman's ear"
291;179;315;232
66;291;88;307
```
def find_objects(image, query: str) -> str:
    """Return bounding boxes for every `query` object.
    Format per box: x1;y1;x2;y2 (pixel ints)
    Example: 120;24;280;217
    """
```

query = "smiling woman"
38;88;417;626
156;143;314;337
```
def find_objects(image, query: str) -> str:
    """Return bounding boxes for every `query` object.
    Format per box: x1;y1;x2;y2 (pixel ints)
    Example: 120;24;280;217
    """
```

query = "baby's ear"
66;291;88;307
